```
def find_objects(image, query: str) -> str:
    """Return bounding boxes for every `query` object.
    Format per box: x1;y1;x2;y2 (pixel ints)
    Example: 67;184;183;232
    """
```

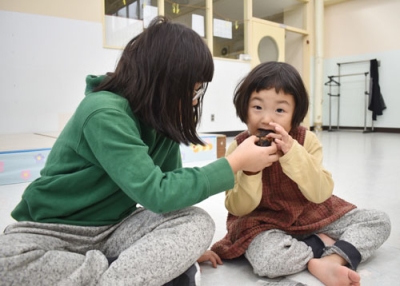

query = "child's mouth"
255;129;275;147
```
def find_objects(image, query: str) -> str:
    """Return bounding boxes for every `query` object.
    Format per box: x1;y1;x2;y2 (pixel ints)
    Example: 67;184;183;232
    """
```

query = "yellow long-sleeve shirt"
225;130;334;217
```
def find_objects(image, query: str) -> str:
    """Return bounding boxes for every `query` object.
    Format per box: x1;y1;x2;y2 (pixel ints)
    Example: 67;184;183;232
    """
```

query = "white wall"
0;10;121;134
322;0;400;129
0;10;247;135
198;58;249;133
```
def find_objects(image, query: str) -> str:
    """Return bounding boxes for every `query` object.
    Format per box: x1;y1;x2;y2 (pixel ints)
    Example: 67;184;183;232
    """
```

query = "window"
212;0;244;59
104;0;159;48
253;0;306;30
163;0;207;39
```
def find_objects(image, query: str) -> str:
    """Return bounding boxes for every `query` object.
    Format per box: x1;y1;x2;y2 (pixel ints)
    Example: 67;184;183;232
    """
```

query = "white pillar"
314;0;324;131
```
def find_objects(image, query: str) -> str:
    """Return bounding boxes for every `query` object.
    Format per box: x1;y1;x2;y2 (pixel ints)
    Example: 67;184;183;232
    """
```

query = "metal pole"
364;72;367;132
329;83;332;131
337;64;341;130
313;0;324;132
338;59;371;65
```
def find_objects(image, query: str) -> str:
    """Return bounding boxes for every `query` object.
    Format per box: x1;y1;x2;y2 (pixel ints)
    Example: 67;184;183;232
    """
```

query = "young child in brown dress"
211;61;391;286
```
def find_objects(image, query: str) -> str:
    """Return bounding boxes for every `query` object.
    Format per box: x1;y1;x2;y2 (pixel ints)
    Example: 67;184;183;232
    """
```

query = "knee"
365;209;392;236
246;244;291;278
248;253;285;278
185;206;215;241
377;211;391;239
250;253;309;278
245;232;311;278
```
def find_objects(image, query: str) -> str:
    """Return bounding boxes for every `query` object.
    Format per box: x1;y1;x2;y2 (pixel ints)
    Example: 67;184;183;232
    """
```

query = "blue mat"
0;148;51;185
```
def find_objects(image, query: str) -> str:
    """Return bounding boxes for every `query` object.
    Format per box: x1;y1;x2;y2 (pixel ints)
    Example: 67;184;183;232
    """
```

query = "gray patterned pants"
245;208;391;278
0;206;214;286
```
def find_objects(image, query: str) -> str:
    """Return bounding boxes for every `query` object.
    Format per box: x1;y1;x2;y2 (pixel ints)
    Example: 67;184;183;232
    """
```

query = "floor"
1;131;399;285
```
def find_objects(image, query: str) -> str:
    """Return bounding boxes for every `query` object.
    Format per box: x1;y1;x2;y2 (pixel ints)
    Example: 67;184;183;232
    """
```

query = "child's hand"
269;122;294;154
227;136;279;174
197;250;223;268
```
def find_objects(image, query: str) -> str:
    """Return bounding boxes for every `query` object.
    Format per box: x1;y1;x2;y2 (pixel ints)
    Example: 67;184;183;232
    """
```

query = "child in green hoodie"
0;16;279;286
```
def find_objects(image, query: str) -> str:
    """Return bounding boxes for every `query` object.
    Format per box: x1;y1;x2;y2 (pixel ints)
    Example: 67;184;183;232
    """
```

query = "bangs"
254;72;296;96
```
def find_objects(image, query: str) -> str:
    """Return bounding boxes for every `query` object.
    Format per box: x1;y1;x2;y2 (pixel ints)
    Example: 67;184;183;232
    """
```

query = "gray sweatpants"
0;206;214;286
245;208;391;278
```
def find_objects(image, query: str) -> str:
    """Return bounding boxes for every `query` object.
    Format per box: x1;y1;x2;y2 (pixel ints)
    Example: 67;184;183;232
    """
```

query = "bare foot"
317;233;336;246
308;255;361;286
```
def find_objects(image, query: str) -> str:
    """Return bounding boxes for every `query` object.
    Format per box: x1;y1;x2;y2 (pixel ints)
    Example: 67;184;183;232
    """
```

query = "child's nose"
261;113;272;125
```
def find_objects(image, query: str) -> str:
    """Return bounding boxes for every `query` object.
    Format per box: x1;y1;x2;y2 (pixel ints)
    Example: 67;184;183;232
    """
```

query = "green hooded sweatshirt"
11;75;234;226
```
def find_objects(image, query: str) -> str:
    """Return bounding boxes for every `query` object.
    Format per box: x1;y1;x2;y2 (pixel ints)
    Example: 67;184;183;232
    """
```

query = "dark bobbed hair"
233;61;309;130
94;16;214;145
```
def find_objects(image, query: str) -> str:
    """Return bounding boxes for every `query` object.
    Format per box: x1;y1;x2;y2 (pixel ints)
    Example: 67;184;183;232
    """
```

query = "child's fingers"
197;250;223;268
209;251;223;268
215;253;223;266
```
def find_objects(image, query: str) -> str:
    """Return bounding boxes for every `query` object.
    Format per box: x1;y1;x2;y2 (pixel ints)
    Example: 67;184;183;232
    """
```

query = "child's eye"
276;108;284;113
254;105;262;110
